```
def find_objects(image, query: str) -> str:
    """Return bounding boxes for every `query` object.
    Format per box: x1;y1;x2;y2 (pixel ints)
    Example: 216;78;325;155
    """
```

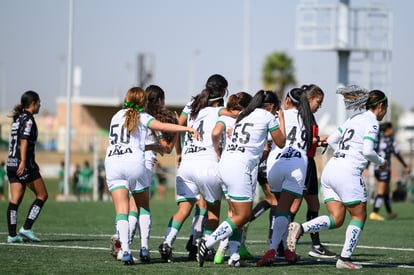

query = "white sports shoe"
336;257;363;269
287;222;303;252
117;250;137;262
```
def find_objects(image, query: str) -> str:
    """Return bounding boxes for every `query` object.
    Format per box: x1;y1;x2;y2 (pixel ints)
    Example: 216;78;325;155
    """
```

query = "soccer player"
369;121;410;221
6;90;47;243
105;87;200;265
256;87;314;266
210;91;253;264
175;74;229;261
197;90;286;267
110;84;180;263
289;84;336;259
158;80;226;263
287;88;388;269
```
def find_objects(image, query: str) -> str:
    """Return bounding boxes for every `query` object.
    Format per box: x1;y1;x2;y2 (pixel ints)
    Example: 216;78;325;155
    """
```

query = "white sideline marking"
0;232;413;268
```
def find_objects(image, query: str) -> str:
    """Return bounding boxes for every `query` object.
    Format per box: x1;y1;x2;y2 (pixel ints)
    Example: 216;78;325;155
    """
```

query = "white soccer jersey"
216;115;236;152
105;109;155;159
221;108;280;169
143;128;161;187
266;108;308;196
104;109;155;192
268;109;308;158
320;110;382;204
182;106;222;161
144;128;161;170
181;101;192;118
327;110;381;172
176;106;223;203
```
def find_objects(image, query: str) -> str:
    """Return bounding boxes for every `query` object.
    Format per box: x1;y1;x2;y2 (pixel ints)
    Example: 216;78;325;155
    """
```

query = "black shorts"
374;169;391;183
304;158;318;195
7;163;42;184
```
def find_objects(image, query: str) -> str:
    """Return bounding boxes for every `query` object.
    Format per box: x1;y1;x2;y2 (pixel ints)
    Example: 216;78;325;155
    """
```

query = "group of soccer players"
105;76;389;270
4;77;390;271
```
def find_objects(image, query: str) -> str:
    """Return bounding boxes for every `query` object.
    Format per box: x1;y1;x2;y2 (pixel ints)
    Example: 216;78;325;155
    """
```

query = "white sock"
302;215;332;233
139;210;151;249
205;220;233;248
164;219;180;247
191;209;207;243
128;213;138;245
117;219;129;253
341;222;363;258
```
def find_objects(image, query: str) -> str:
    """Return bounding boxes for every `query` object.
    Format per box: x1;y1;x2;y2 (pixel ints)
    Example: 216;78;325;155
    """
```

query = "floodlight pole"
64;0;74;198
336;0;350;125
243;0;250;92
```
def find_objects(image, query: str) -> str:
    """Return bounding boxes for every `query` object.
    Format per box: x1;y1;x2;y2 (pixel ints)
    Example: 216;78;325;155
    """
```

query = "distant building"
55;96;185;153
395;112;414;154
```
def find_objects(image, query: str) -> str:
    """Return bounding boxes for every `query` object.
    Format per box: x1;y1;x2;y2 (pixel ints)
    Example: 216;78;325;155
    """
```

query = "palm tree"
262;52;296;100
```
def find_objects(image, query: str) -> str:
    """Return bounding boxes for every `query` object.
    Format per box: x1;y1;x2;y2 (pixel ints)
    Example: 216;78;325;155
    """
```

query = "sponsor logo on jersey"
108;145;133;156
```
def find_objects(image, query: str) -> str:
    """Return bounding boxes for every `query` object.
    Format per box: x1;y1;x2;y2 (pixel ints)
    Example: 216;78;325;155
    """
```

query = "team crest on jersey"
24;119;33;134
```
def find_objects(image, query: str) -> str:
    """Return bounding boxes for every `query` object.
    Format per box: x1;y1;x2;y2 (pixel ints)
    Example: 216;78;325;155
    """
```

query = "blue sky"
1;0;413;125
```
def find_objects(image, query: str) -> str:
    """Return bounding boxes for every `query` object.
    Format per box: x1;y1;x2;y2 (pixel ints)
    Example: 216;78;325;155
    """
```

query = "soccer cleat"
284;248;300;264
19;227;41;242
369;212;384;221
158;243;174;263
7;235;24;243
239;243;253;260
287;222;303;252
121;251;135;265
256;249;276;267
308;244;336;259
213;249;225;264
196;238;208;267
118;250;137;262
228;255;251;267
336;257;363;269
186;234;197;261
387;212;397;219
110;234;121;258
205;247;216;261
139;247;151;263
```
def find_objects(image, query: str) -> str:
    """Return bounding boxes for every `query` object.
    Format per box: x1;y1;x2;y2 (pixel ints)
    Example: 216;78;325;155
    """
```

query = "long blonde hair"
123;87;147;134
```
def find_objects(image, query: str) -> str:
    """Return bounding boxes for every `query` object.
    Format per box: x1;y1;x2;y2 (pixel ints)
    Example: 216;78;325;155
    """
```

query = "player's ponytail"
287;88;313;150
236;90;280;123
10;90;40;121
123;87;146;134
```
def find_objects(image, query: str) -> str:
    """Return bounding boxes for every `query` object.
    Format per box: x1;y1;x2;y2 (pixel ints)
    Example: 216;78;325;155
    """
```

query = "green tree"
262;52;296;100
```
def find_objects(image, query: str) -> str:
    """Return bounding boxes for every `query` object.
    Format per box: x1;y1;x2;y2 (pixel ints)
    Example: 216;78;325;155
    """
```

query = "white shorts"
219;158;257;202
221;165;258;201
105;157;148;193
176;159;222;204
321;158;367;205
266;156;307;197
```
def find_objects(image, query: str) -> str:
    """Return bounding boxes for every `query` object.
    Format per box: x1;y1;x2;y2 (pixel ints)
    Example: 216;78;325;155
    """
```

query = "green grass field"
0;179;413;274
